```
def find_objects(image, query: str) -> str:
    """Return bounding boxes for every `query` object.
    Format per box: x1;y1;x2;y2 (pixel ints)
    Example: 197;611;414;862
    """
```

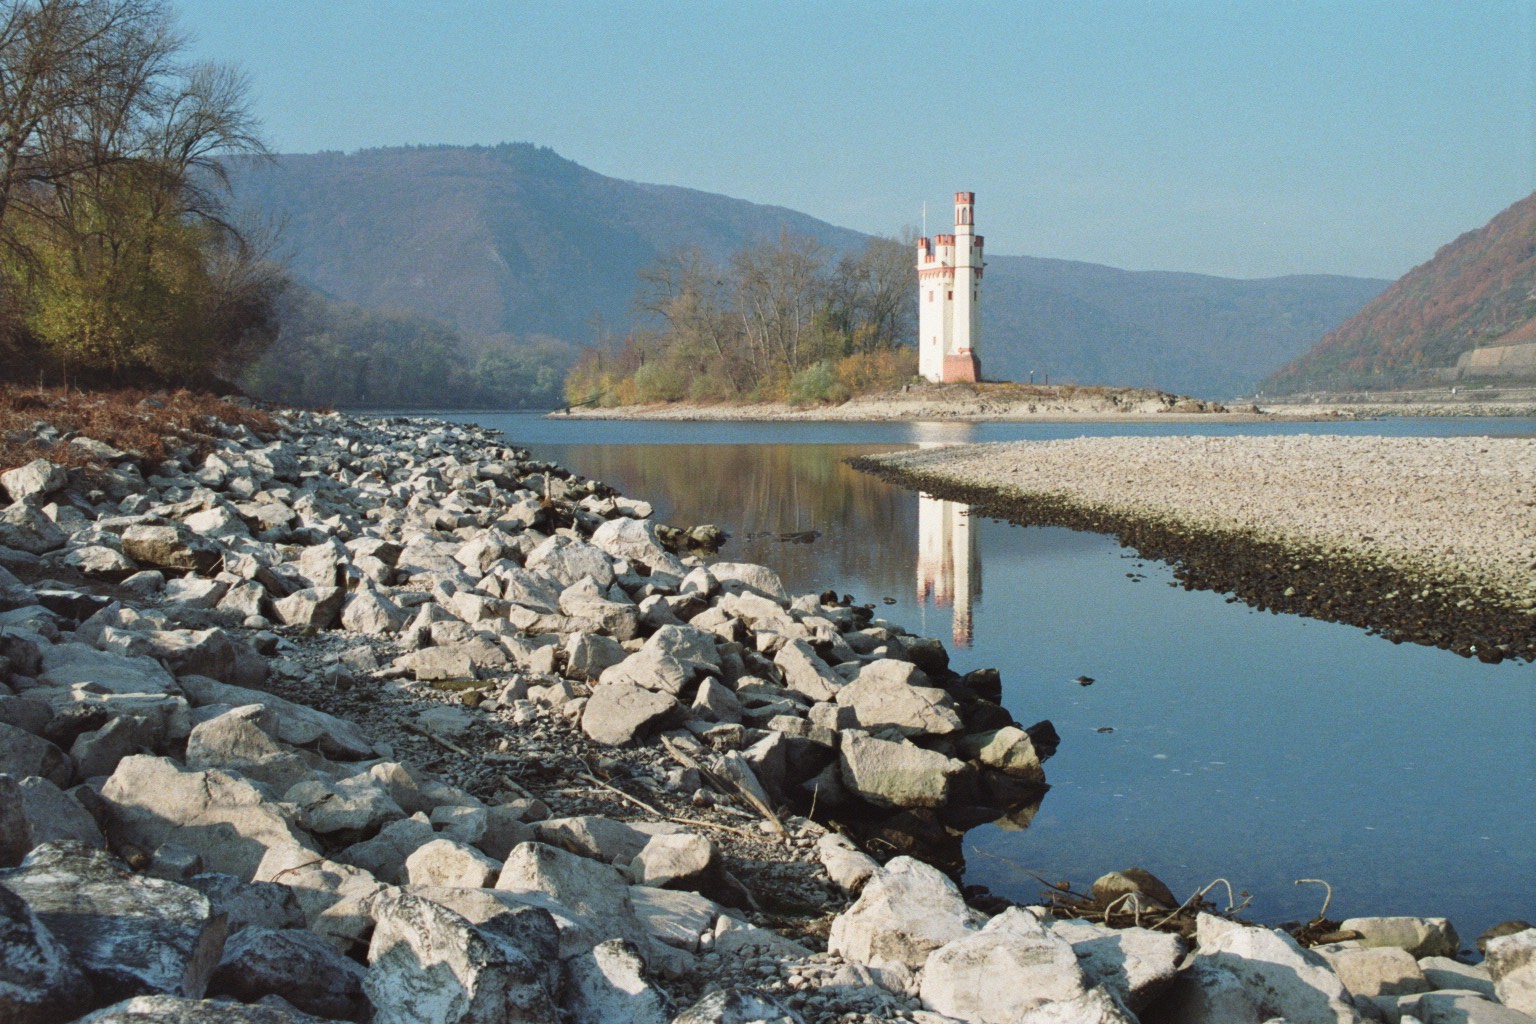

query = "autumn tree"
0;0;282;383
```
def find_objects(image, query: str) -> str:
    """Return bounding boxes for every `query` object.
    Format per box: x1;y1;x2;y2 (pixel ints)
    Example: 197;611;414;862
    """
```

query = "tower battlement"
917;192;983;383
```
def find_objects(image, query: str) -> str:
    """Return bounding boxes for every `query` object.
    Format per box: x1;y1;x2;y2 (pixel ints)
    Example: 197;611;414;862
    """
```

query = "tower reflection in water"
916;493;980;647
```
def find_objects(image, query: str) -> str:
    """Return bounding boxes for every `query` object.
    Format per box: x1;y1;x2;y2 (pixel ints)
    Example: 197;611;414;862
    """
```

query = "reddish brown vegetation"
1265;192;1536;391
0;387;278;475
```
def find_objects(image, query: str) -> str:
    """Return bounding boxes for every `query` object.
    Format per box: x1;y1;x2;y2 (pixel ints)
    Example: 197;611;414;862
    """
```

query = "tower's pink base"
942;354;980;383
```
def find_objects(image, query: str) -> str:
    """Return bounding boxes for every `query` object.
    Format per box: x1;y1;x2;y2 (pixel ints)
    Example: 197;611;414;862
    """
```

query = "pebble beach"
861;434;1536;662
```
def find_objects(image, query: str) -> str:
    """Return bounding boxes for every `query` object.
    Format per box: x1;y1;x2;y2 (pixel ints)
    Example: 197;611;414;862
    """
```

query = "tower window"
947;290;953;300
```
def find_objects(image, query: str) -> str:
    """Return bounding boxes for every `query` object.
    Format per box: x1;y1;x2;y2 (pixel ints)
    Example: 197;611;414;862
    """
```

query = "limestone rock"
177;677;375;760
1341;916;1461;959
271;587;345;629
100;755;319;881
671;988;804;1024
827;856;983;970
564;631;626;681
919;908;1086;1024
815;833;879;893
555;576;637;635
37;641;175;695
628;886;719;953
285;773;404;838
525;536;615;589
495;842;652;956
63;545;139;578
1315;943;1430;998
341;584;406;635
631;833;718;891
1;460;67;504
401;886;562;994
1158;912;1360;1024
395;639;510;681
209;926;368;1021
1011;988;1140;1024
590;517;687;577
692;677;743;724
120;524;222;573
958;725;1047;783
335;816;437;885
0;879;93;1023
365;892;558;1024
0;775;33;867
563;938;670;1024
404;838;502;888
71;715;144;780
535;815;655;864
0;501;66;555
581;681;681;746
68;994;340;1023
1418;956;1496;999
1486;928;1536;1017
185;874;305;934
835;659;962;736
709;562;789;603
838;730;967;809
185;705;311;795
773;639;842;703
1047;918;1185;1012
0;842;228;1003
0;721;70;787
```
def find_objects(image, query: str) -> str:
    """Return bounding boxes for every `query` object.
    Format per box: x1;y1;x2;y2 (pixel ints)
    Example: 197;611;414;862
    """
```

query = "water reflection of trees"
550;443;921;598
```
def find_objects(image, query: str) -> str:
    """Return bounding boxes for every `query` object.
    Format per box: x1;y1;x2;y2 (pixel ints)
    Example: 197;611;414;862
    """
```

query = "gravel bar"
857;435;1536;662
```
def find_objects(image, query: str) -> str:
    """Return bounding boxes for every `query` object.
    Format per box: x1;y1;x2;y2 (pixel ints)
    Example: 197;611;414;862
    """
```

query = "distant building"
916;192;983;383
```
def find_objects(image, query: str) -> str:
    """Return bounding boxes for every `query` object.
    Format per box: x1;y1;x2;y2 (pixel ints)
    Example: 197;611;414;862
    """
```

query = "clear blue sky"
178;0;1534;281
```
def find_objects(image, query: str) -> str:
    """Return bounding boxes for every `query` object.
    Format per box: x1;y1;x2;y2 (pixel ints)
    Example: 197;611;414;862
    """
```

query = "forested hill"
1263;192;1536;393
228;144;866;342
232;143;1388;401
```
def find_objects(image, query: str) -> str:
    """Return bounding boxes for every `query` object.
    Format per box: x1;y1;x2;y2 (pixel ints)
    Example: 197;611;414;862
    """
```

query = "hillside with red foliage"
1263;193;1536;392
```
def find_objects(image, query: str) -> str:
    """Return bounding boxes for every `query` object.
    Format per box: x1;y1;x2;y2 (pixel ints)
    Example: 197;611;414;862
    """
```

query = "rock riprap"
0;406;1528;1024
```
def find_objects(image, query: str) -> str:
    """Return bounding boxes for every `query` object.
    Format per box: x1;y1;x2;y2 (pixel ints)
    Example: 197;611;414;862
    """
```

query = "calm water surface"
436;412;1534;940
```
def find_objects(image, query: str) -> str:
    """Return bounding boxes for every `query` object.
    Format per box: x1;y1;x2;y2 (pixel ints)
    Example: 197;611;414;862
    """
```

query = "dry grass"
0;386;280;475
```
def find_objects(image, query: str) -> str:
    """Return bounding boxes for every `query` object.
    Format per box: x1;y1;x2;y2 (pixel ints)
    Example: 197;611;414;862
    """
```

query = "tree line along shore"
0;396;1533;1023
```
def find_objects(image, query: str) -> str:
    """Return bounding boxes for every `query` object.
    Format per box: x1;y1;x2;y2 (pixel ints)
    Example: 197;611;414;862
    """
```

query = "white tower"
917;191;983;383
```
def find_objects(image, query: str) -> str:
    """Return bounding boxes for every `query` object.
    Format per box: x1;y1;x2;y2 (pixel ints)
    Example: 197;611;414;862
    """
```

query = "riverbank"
2;404;1532;1023
857;435;1536;663
555;382;1271;423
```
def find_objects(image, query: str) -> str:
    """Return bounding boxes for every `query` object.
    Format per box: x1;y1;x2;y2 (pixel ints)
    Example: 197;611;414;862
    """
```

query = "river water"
436;412;1534;941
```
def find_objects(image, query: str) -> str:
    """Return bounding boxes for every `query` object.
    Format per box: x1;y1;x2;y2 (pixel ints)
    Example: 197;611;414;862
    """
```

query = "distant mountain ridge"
230;143;1388;399
1264;192;1536;392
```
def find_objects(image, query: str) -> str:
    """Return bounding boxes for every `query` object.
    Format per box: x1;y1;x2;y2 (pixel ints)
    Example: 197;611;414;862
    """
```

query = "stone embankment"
1;406;1532;1024
858;435;1536;662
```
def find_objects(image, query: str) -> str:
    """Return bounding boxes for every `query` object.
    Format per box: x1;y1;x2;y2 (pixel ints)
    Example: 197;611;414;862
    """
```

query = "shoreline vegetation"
1;390;1533;1021
855;436;1536;663
552;380;1536;422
